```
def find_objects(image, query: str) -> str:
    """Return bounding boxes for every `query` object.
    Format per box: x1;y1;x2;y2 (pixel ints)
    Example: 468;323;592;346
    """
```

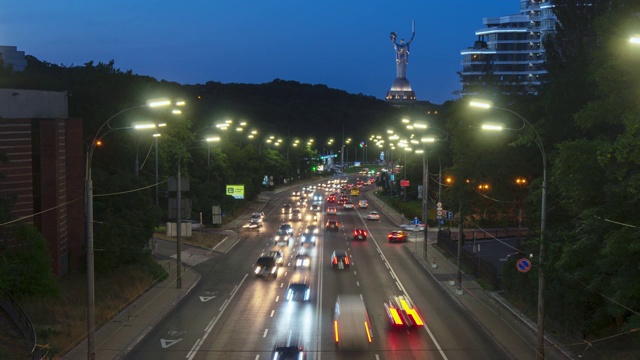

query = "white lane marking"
275;295;280;302
160;338;183;349
263;329;269;337
370;236;450;360
204;316;217;333
219;299;228;311
187;273;249;360
375;355;381;360
185;338;200;358
255;355;260;360
389;271;395;279
270;310;275;317
356;281;360;287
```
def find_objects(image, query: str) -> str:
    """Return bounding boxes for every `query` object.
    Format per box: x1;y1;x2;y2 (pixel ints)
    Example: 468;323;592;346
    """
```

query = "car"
383;295;424;327
300;233;316;246
326;207;338;215
294;254;311;269
254;252;281;278
250;212;265;223
291;190;301;197
282;204;292;214
304;212;318;222
388;230;409;243
326;195;336;203
366;211;380;221
272;343;306;360
330;250;350;269
309;204;321;212
326;219;339;231
313;194;323;202
274;230;291;246
358;200;369;209
304;224;318;234
291;208;303;221
279;223;294;235
343;201;354;209
286;280;311;301
243;219;262;229
399;222;426;231
353;228;367;241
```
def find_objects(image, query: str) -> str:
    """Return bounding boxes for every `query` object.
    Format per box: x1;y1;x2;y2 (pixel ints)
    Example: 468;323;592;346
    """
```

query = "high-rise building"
0;46;27;72
460;0;556;97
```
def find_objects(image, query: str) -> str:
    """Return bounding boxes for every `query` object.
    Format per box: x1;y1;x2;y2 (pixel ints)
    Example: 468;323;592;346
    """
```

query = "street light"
85;99;178;359
471;99;548;360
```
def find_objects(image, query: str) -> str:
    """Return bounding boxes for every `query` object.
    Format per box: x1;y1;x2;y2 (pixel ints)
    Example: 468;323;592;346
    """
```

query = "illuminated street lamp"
630;35;640;44
85;99;180;359
471;99;548;360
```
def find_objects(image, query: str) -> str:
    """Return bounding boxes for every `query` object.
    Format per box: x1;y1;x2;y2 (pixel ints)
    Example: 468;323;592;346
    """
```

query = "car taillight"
400;299;424;325
389;307;404;325
388;234;392;239
334;320;339;342
363;231;367;236
344;257;350;265
333;257;337;264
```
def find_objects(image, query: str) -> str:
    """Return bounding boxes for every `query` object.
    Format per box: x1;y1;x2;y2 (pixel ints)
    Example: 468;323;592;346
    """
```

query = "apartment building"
460;0;556;96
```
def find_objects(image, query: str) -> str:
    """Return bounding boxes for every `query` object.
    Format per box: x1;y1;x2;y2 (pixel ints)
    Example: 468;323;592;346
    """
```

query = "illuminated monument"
386;21;416;101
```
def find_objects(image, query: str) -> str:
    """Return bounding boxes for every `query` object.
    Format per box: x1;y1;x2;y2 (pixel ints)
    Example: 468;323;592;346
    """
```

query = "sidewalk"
364;190;574;360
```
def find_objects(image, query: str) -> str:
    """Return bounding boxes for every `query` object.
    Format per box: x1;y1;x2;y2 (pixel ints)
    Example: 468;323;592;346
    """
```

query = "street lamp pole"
471;100;547;360
84;103;166;360
154;134;160;206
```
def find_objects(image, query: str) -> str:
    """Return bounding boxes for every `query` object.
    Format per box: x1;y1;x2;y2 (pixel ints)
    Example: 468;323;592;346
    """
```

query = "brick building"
0;89;84;276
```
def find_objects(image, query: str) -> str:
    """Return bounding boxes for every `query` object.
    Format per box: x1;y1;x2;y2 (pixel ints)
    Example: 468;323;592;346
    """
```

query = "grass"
20;262;163;358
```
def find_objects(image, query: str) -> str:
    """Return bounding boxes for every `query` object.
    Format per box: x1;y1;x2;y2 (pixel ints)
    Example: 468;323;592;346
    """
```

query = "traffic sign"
436;202;442;208
446;211;454;220
437;210;443;216
516;258;532;273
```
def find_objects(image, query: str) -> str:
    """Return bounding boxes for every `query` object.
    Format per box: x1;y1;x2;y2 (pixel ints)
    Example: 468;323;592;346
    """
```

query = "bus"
350;187;360;196
334;295;373;350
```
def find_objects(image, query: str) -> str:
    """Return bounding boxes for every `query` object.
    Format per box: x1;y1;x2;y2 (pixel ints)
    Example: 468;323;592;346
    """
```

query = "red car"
387;231;409;243
353;228;367;241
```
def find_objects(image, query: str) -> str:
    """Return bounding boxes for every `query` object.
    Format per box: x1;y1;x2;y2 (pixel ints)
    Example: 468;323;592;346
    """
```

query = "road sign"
517;258;532;273
437;210;443;216
437;202;442;208
446;211;454;220
413;217;420;225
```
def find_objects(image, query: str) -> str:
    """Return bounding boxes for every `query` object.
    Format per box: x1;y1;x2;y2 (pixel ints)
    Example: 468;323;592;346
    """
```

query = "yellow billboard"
226;184;245;199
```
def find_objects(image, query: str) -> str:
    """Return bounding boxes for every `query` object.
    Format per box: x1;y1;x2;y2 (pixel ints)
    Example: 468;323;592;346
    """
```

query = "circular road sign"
516;258;532;273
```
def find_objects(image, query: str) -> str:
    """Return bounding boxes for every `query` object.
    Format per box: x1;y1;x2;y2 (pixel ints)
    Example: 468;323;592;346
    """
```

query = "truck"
333;295;373;351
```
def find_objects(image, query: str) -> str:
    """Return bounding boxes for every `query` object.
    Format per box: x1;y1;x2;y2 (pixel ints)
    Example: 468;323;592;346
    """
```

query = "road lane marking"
204;316;217;332
270;310;275;317
263;329;269;337
187;273;248;360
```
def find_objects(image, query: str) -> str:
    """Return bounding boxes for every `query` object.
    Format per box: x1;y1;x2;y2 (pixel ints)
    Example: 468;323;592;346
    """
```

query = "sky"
0;1;519;105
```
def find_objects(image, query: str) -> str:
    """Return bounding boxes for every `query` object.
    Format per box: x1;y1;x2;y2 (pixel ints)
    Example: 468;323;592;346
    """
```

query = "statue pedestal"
386;77;416;101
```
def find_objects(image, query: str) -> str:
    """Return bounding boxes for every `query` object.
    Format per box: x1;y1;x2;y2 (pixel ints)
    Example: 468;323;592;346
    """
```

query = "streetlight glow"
206;136;220;142
630;36;640;44
148;100;172;107
481;124;504;131
134;124;156;130
421;137;435;143
469;100;492;109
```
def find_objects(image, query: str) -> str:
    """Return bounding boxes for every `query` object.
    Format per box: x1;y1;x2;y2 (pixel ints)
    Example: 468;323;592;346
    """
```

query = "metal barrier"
0;287;41;359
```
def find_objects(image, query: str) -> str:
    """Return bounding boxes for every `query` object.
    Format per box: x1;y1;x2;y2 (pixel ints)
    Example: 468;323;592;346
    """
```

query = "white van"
333;295;373;350
358;200;368;209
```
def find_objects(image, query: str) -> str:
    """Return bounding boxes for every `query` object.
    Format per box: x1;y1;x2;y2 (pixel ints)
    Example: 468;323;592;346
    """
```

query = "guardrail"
0;287;41;359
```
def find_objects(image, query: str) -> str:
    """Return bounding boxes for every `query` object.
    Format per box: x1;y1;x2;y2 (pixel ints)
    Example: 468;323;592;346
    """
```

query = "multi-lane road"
126;177;510;359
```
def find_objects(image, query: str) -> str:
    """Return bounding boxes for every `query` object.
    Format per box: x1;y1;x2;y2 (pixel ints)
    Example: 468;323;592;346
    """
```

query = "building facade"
0;89;84;276
460;0;556;97
0;46;27;72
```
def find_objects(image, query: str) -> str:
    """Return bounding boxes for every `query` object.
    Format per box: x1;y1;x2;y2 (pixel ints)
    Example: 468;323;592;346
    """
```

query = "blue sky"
1;1;518;104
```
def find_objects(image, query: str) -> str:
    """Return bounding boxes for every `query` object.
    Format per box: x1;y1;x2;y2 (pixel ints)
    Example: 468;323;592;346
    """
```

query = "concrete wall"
0;89;68;119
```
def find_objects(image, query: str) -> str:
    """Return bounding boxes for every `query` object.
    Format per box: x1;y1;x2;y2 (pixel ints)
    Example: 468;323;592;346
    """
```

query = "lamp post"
471;100;547;360
85;100;177;359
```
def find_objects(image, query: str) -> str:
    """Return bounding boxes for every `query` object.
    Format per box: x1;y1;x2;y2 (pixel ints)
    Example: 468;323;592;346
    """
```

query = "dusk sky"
1;1;519;104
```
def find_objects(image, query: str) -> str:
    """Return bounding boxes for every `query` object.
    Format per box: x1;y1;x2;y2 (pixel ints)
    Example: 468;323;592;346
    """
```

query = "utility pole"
176;159;182;289
456;201;463;293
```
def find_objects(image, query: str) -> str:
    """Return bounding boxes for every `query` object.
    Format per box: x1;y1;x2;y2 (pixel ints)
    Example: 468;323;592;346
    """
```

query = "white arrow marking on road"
160;338;182;348
199;295;216;302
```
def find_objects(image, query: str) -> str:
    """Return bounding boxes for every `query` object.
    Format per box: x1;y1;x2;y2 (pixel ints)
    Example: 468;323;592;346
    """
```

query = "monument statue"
386;21;417;101
390;22;415;79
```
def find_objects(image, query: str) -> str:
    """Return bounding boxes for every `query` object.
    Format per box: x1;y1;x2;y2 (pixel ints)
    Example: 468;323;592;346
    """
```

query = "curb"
116;264;201;359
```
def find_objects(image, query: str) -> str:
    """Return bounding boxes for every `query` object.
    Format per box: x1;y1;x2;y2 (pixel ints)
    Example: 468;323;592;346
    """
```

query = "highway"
125;177;509;359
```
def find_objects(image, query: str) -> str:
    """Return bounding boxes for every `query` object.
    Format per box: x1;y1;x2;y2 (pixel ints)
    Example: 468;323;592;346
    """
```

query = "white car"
343;201;354;209
366;211;380;221
399;222;426;231
251;212;265;223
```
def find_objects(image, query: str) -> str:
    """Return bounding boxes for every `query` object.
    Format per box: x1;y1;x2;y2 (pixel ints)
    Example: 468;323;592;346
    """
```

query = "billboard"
226;184;245;199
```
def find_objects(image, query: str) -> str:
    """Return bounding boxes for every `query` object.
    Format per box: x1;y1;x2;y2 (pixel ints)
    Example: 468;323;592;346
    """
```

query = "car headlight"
255;266;261;274
275;235;280;240
271;266;277;274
